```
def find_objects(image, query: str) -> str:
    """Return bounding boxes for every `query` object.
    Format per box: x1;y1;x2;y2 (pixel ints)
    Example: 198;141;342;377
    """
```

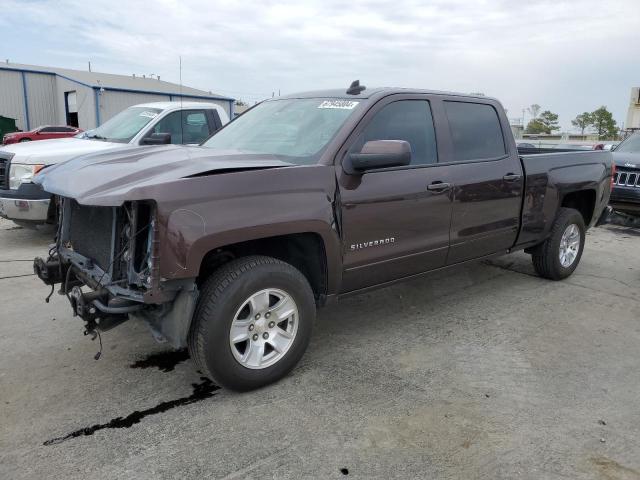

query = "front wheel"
188;255;315;391
531;207;586;280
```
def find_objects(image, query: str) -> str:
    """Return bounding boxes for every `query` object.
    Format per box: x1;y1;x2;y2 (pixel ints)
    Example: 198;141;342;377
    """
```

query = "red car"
2;125;83;145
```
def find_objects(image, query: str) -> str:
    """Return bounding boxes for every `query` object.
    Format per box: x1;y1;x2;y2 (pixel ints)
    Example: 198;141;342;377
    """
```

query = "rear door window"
184;112;212;143
152;110;213;145
444;101;506;161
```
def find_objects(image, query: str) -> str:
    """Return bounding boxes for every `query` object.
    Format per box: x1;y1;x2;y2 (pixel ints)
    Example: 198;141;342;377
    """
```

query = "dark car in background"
2;125;83;145
610;133;640;216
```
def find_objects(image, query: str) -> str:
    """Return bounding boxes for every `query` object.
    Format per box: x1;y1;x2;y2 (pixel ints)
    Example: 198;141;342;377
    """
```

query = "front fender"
156;165;342;293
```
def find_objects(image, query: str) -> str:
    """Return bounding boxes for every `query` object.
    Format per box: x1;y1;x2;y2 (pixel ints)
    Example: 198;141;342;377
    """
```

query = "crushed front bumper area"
33;197;199;348
33;256;143;334
33;254;198;348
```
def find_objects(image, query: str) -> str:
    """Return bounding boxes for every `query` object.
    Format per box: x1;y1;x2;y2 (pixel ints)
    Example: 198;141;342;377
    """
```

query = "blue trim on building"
20;72;31;130
94;88;101;126
1;66;235;101
102;85;233;102
1;66;56;76
55;73;94;89
0;66;95;89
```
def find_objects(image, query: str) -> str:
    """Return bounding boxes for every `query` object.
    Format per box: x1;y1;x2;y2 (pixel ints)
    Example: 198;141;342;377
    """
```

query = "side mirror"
344;140;411;174
142;132;171;145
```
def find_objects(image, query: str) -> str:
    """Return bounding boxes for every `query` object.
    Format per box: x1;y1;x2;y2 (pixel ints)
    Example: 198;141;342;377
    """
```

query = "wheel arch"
560;189;596;226
192;228;339;306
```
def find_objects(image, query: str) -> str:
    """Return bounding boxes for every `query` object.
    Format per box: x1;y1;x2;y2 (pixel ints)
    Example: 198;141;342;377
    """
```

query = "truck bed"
516;150;612;248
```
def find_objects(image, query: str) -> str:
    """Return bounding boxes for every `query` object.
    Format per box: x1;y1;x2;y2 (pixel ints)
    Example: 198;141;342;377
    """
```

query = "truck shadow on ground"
608;211;640;231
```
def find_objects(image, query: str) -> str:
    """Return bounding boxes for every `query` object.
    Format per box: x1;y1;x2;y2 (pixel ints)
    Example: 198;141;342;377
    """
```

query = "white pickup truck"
0;101;229;226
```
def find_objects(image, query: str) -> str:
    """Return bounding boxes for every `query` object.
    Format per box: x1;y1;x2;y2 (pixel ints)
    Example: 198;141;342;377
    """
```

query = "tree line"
525;104;619;139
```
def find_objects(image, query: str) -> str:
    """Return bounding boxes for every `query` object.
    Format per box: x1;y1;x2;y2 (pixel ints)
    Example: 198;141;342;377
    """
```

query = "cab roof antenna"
346;80;366;95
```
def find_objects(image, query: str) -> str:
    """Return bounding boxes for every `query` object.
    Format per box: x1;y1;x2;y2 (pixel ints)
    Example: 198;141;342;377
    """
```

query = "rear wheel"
188;255;315;391
531;207;585;280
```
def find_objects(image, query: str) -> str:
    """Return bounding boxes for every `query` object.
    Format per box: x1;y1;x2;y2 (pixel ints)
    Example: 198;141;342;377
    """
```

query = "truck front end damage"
33;197;197;347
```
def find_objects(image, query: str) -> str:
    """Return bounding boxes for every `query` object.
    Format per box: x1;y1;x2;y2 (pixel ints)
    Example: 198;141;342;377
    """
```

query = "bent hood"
0;137;126;165
35;145;293;205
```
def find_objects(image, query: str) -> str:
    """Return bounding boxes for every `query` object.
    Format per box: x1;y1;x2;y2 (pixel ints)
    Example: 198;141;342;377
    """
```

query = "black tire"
531;207;586;280
19;138;31;142
188;255;315;391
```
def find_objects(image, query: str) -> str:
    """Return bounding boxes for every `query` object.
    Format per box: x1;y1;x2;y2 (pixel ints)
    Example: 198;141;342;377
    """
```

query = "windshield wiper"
86;133;108;140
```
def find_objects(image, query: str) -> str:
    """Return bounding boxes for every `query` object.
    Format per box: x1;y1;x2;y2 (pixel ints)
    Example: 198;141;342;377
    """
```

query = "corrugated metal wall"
54;78;96;129
25;73;58;128
99;91;231;124
99;91;169;123
0;70;27;130
1;67;233;132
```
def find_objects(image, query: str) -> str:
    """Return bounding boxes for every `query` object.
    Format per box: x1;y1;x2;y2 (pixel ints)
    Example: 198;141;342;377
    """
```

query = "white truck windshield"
84;107;163;143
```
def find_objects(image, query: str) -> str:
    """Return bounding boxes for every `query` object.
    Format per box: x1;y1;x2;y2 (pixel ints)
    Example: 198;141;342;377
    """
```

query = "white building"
625;87;640;132
0;62;234;131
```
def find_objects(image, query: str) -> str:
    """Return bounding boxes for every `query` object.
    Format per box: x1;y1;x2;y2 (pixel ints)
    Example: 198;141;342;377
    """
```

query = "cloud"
3;0;639;129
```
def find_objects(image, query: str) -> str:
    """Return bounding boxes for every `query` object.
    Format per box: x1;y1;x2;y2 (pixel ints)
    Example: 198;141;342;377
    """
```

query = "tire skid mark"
0;273;35;280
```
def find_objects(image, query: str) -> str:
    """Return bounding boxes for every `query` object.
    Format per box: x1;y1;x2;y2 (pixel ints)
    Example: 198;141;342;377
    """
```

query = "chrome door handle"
427;182;451;192
503;173;521;182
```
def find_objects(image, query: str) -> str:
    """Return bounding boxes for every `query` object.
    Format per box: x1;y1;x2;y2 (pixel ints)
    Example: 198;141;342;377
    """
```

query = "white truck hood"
0;137;127;166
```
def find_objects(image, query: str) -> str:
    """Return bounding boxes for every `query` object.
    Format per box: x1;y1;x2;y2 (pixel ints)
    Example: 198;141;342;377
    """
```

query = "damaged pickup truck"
34;83;613;391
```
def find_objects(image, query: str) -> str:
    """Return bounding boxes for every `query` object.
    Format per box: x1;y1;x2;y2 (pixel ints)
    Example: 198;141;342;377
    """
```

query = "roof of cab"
278;87;495;102
128;101;224;112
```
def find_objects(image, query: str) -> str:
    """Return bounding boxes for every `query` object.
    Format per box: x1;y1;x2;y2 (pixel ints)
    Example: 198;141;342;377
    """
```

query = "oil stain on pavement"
129;348;190;372
43;377;220;446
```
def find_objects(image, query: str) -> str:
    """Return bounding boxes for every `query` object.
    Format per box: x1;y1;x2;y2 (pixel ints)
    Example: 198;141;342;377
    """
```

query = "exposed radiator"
68;201;115;271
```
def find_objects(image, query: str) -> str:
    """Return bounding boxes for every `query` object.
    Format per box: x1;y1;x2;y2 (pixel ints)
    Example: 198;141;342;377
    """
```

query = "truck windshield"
616;134;640;153
83;107;163;143
202;98;361;164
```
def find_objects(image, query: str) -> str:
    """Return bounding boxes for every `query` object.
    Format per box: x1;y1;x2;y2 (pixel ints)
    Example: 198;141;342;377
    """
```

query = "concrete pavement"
1;217;639;479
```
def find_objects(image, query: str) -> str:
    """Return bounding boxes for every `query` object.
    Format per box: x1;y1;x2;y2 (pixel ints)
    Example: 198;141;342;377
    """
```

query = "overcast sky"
2;0;638;130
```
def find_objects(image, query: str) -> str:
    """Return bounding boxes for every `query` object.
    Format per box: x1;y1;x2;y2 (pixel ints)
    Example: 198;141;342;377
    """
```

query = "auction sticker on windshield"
139;111;159;119
318;100;359;109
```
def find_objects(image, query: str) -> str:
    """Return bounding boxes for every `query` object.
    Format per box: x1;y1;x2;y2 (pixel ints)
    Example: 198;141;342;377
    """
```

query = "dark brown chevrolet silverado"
34;83;613;390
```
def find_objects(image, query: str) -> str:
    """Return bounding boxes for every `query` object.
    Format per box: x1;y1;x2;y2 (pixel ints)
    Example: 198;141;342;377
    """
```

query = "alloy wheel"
229;288;299;369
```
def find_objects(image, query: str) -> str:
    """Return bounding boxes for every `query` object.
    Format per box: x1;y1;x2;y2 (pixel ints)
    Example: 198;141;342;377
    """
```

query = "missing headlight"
120;201;156;288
